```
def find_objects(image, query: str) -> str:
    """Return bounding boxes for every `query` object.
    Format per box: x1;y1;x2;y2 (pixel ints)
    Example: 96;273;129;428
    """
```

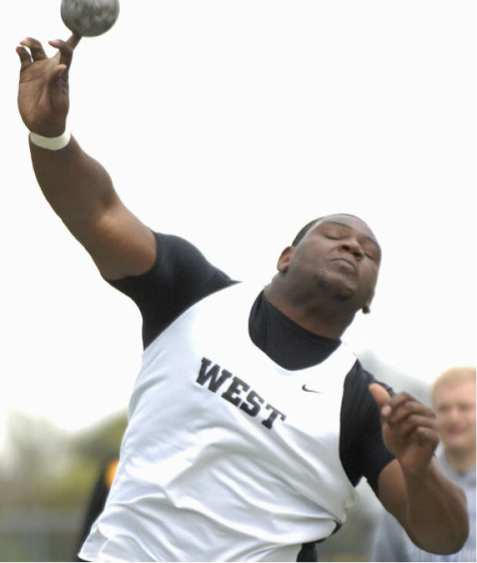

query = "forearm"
30;134;118;237
402;458;468;554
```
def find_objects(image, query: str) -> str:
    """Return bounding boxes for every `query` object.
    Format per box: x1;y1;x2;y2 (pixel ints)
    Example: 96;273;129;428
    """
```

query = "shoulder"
340;361;395;492
344;362;393;396
108;231;236;348
341;363;378;439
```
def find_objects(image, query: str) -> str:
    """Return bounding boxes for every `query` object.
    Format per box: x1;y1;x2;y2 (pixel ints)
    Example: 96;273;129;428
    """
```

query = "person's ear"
362;288;375;314
362;293;374;314
277;246;294;274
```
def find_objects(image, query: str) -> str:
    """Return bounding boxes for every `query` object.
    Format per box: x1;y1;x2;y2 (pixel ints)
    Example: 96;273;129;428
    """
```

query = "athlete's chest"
140;284;356;438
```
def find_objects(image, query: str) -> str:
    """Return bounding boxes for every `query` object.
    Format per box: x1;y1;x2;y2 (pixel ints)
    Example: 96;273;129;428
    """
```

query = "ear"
277;246;294;274
362;293;374;314
361;288;375;314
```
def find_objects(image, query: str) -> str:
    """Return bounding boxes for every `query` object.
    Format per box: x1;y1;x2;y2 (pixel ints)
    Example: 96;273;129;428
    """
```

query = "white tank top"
80;283;358;562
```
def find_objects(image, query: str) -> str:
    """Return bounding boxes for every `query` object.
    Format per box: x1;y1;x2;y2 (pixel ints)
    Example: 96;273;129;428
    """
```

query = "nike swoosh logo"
302;384;323;394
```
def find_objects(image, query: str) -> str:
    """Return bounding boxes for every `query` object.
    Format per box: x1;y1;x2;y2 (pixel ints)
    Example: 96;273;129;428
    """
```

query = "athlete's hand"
369;383;439;475
16;35;80;137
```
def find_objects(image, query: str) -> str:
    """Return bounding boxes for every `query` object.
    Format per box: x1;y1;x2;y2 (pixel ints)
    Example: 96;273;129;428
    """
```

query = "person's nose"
340;239;365;260
440;406;460;426
447;406;461;422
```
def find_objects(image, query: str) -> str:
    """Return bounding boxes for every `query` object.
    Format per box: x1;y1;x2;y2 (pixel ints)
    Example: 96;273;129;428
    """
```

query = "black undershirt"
249;292;341;370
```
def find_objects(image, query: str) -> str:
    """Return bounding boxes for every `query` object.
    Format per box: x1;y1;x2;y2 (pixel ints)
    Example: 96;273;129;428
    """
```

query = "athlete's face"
279;215;381;313
433;380;476;456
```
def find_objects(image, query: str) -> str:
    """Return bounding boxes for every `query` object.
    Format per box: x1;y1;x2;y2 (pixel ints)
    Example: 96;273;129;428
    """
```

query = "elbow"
443;489;470;555
441;516;469;555
429;527;469;556
410;528;469;557
410;504;469;555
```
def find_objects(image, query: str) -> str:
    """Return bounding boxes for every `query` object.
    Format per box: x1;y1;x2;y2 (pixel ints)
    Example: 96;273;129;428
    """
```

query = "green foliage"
1;410;127;509
72;412;127;464
0;411;127;561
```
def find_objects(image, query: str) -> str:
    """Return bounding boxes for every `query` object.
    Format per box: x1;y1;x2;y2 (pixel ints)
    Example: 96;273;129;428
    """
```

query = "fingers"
17;36;79;71
381;392;438;445
370;386;440;469
67;33;82;49
369;383;391;408
390;412;437;443
17;37;48;72
16;45;33;72
19;37;48;61
48;38;76;68
385;394;435;426
370;384;438;435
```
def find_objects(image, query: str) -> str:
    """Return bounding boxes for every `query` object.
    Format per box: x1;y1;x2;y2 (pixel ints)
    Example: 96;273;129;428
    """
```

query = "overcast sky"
1;1;475;449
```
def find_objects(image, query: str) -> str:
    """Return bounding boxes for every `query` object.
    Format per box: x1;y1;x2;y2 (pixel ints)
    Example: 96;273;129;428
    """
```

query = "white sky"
1;1;475;445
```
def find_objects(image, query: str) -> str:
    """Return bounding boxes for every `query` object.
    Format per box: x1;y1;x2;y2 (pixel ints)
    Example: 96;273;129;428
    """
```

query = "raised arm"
16;36;155;280
369;384;468;555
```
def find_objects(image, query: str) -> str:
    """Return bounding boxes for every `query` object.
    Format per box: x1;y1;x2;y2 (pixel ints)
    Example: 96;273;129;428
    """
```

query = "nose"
340;239;365;260
446;406;461;422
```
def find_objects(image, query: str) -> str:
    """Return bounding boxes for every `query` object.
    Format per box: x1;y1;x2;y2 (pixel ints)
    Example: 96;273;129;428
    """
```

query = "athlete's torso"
79;232;394;562
81;283;359;561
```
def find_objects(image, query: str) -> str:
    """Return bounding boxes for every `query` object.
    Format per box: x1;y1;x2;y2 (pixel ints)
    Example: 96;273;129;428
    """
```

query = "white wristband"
30;130;72;151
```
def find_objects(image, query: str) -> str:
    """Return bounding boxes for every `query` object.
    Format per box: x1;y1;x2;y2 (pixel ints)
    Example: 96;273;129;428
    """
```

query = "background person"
371;366;476;562
16;34;468;562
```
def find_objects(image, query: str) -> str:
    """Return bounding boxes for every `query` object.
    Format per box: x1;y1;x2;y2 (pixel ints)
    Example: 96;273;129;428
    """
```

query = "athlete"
371;367;476;562
16;35;468;562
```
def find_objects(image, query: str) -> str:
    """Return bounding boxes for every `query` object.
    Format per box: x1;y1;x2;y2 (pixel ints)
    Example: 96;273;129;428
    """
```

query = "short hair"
432;366;476;404
291;218;322;246
291;213;366;247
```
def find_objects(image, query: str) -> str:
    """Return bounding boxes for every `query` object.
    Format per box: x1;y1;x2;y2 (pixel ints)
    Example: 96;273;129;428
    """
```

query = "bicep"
75;197;157;280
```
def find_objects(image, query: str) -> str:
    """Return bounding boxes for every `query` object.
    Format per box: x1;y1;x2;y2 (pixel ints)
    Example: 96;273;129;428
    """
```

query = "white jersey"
80;283;358;562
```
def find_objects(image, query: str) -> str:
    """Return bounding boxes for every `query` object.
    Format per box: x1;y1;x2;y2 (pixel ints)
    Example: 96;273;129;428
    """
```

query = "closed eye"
318;221;381;263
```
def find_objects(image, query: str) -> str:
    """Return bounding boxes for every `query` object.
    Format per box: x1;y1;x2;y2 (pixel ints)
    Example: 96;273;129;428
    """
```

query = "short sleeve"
340;364;395;495
108;232;235;348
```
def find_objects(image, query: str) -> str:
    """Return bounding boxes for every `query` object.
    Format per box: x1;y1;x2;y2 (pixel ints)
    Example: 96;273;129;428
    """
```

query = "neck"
445;447;476;474
264;279;356;339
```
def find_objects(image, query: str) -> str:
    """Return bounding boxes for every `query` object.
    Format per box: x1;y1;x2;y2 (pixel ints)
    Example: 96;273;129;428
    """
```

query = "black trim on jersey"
297;542;317;562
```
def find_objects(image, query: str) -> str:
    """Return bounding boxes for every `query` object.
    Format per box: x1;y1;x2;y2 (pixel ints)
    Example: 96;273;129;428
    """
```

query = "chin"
443;436;472;451
315;273;356;300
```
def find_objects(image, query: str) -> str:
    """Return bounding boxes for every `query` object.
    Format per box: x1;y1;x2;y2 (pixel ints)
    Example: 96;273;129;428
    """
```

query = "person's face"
279;215;381;313
433;380;476;455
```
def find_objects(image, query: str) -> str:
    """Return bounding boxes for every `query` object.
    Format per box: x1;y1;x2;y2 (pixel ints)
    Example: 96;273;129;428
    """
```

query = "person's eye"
323;231;341;240
363;245;380;261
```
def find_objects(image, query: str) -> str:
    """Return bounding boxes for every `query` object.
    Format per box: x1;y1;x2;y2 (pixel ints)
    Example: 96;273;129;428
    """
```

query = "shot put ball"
61;0;120;37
